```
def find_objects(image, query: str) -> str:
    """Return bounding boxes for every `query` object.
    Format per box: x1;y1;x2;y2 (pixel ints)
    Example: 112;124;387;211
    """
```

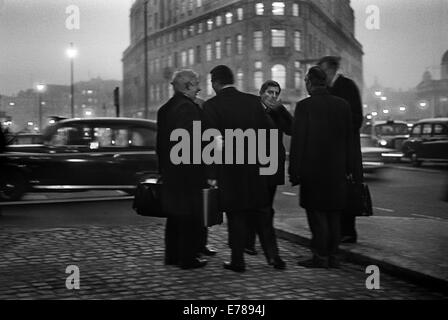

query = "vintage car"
0;118;158;201
402;118;448;167
360;133;403;173
10;133;44;145
360;120;410;151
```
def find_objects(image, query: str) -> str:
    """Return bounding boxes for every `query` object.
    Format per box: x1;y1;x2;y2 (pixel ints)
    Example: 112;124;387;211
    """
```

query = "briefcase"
346;180;373;217
201;187;223;227
132;178;166;218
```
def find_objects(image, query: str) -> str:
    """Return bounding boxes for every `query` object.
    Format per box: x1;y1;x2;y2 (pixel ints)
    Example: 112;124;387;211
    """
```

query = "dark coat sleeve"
276;105;293;136
344;78;363;131
288;101;307;183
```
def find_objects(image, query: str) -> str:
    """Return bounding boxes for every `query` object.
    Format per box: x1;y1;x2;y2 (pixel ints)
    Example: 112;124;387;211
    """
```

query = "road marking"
411;214;444;221
282;192;297;196
373;207;395;213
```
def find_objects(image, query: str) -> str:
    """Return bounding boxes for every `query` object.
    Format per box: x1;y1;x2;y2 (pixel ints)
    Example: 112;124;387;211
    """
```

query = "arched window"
271;64;286;89
254;71;263;90
236;69;244;91
207;74;213;96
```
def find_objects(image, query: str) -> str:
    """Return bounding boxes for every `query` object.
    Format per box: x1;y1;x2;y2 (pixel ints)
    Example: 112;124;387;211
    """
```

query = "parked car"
360;120;410;150
10;133;44;145
402;118;448;167
0;117;158;201
360;133;403;174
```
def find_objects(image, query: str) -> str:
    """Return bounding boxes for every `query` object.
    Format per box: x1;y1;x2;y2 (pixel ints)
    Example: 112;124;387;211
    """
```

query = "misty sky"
0;0;447;96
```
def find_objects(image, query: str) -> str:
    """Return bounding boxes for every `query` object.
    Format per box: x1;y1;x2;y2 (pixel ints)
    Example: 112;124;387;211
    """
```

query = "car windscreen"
374;124;409;136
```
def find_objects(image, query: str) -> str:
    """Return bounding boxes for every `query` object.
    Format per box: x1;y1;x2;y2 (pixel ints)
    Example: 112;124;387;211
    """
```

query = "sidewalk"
274;207;448;293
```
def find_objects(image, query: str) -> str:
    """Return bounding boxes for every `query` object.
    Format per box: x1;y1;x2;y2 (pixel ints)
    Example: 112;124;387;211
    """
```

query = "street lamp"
36;83;46;131
381;96;387;101
66;42;78;118
375;91;382;97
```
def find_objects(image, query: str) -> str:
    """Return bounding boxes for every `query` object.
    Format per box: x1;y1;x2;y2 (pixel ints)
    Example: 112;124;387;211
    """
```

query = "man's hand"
207;179;218;188
264;97;283;111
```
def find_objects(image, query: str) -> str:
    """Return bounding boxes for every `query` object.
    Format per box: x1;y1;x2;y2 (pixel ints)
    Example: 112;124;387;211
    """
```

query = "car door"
428;123;448;160
418;123;433;159
404;124;422;156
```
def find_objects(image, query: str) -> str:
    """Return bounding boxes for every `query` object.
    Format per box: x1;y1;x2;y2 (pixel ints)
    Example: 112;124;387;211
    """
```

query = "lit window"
294;71;302;88
237;69;244;90
215;40;221;60
271;64;286;89
207;19;213;31
271;29;285;47
253;31;263;51
254;71;263;90
168;83;173;97
294;31;301;51
188;48;195;65
189;25;195;36
255;3;264;15
197;22;203;34
293;3;299;16
294;61;300;69
207;74;213;95
236;34;243;54
225;12;233;24
216;15;222;27
255;61;263;69
155;58;160;72
206;43;212;61
181;51;187;67
225;37;232;56
156;85;160;102
272;2;285;15
196;0;202;8
237;8;243;20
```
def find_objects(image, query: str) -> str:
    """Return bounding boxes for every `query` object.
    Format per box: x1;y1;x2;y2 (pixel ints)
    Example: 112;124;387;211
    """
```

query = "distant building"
122;0;363;119
0;78;121;132
415;50;448;118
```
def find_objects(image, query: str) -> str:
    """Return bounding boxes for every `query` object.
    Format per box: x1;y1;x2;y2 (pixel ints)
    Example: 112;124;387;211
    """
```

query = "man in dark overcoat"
157;69;208;269
289;66;354;268
318;56;364;244
244;80;292;269
202;65;277;272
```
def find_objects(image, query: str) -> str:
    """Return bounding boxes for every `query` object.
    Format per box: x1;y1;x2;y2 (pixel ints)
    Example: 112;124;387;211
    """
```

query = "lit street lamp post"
36;84;46;131
66;43;78;118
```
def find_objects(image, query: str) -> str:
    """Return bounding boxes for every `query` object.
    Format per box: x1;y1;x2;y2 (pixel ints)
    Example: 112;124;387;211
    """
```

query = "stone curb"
275;227;448;295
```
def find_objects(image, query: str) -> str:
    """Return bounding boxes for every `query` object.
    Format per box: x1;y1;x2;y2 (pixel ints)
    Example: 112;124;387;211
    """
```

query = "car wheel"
0;170;27;201
411;153;422;167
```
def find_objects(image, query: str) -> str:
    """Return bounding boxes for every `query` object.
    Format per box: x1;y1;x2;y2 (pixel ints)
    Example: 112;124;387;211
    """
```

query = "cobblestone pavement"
0;219;446;300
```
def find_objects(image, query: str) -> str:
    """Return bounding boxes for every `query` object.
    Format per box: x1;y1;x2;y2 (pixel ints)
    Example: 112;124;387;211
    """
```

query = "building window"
188;48;195;65
255;61;263;69
225;12;233;24
197;22;203;34
225;37;232;57
181;51;187;67
237;69;244;90
271;29;285;47
255;3;264;15
216;15;222;27
196;45;201;63
168;82;173;97
294;31;301;51
155;58;160;72
271;64;286;89
237;8;243;20
155;85;160;102
293;3;299;16
167;55;173;67
207;74;213;95
294;71;302;89
189;25;195;36
206;43;212;61
150;85;154;102
196;0;202;8
272;2;285;15
236;34;243;54
254;71;263;90
253;31;263;51
294;61;301;69
215;40;221;60
207;19;213;31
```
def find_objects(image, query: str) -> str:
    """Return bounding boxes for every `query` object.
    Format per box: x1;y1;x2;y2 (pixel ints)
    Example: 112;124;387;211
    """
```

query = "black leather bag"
132;178;166;218
201;187;223;227
346;179;373;217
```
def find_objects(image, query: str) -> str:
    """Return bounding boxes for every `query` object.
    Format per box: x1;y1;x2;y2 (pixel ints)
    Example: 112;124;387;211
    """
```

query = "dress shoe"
244;248;258;255
223;261;246;273
268;257;286;270
297;257;329;269
180;258;208;270
201;246;217;256
340;236;357;244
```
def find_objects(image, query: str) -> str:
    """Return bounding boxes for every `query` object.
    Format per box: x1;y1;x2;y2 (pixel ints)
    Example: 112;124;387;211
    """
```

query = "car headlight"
379;139;388;146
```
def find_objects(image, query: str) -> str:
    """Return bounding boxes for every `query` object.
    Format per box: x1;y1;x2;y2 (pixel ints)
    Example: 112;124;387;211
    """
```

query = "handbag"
132;178;166;218
201;186;223;227
346;178;373;217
